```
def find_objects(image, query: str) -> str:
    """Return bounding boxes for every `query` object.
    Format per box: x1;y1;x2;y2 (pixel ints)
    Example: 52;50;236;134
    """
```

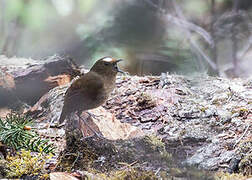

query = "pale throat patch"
102;57;113;62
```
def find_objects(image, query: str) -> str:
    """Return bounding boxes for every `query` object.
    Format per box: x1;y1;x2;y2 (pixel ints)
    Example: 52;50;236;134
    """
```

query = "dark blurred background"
0;0;252;77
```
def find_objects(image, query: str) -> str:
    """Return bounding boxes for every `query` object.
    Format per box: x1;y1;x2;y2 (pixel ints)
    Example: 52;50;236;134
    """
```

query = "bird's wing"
65;72;104;100
64;78;83;99
59;72;103;124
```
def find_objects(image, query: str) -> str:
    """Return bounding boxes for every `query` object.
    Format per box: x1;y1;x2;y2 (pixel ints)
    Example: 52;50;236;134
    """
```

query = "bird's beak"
114;59;125;74
115;59;123;63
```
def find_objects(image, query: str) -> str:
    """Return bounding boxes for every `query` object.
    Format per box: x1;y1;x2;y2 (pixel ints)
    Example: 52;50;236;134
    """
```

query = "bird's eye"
104;62;109;66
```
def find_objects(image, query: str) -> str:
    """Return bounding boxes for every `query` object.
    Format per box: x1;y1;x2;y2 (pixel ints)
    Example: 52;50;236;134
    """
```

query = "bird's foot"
87;112;103;121
93;131;105;139
81;132;104;140
78;114;104;139
80;132;105;141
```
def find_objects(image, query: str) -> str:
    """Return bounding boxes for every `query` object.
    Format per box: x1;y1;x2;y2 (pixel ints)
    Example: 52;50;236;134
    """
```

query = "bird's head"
90;57;124;76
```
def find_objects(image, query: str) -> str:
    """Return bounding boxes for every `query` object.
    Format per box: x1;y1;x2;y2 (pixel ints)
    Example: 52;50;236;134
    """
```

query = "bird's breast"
83;75;116;108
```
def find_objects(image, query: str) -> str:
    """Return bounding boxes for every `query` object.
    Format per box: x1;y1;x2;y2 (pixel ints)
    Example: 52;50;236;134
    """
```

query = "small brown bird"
59;57;123;135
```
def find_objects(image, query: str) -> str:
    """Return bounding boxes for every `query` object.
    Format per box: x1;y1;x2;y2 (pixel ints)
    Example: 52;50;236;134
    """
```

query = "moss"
84;166;158;180
238;140;252;176
57;136;121;172
199;106;208;112
40;173;50;179
239;153;252;176
57;138;98;172
0;159;8;178
58;135;174;177
5;149;53;178
231;107;249;115
144;135;165;151
215;172;251;180
236;140;252;176
136;92;156;110
109;167;158;180
143;135;172;161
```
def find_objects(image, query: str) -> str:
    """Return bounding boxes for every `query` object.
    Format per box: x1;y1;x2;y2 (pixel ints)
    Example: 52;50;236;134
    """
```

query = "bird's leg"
77;112;104;139
86;112;103;121
75;113;93;139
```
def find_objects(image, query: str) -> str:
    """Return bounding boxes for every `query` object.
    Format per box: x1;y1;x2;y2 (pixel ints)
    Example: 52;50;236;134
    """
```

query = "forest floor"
0;55;251;179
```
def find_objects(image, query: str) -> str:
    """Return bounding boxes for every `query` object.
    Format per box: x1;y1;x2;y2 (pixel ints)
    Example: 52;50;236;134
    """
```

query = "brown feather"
59;56;122;124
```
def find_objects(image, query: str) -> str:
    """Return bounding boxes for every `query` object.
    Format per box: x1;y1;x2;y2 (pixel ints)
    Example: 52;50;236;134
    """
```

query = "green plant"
0;113;55;154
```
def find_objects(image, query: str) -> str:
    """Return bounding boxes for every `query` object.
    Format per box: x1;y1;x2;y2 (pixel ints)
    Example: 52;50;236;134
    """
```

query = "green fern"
0;113;55;154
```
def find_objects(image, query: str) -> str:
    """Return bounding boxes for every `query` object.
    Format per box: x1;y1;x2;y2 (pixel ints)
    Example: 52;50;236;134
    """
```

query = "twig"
210;0;218;68
118;160;138;168
233;124;250;148
238;36;252;59
71;151;80;169
155;167;161;176
144;0;217;70
165;14;214;46
171;0;217;70
237;11;252;59
144;0;214;46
